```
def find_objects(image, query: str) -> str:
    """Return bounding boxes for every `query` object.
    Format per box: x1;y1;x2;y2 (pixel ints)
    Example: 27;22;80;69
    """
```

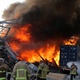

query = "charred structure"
0;21;18;69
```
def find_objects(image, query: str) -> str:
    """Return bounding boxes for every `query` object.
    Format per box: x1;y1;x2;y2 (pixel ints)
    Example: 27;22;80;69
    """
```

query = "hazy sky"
0;0;25;21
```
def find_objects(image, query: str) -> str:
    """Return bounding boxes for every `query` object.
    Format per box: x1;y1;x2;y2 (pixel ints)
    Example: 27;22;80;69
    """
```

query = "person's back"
0;58;10;80
70;63;77;80
70;63;77;75
13;60;32;80
37;61;49;80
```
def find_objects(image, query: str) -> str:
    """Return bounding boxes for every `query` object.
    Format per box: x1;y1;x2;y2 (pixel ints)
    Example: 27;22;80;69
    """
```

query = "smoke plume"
2;0;80;51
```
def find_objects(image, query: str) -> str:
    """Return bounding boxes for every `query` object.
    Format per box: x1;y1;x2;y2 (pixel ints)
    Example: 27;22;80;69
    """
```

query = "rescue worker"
12;59;32;80
0;58;10;80
37;60;49;80
70;63;78;80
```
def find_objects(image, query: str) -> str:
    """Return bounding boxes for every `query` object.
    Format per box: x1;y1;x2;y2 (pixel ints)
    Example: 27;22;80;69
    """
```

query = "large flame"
10;42;60;65
9;24;79;66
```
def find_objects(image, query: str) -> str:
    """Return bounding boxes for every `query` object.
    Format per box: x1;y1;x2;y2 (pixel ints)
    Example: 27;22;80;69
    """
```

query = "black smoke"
2;0;80;42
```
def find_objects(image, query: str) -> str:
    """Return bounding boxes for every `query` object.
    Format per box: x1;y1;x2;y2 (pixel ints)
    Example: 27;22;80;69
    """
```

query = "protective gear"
37;62;49;80
13;61;32;80
16;69;28;80
70;63;77;80
0;71;6;80
0;58;10;80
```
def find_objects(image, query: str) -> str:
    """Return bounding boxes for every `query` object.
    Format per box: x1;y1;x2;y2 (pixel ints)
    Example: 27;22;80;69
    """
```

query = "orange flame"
10;42;60;65
63;36;79;45
9;24;79;66
14;24;31;42
10;42;20;51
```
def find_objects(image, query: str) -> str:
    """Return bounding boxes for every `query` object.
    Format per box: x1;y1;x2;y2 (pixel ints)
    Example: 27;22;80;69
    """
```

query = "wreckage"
0;19;39;73
0;19;19;69
0;19;70;80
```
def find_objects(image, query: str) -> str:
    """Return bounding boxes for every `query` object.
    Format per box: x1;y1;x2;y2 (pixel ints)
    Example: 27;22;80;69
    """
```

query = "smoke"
2;0;80;46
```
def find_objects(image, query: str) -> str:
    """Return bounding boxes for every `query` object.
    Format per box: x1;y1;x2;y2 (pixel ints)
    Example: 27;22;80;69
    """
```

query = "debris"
46;72;65;80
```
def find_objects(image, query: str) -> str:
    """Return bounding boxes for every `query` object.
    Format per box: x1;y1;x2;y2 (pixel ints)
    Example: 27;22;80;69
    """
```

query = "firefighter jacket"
13;61;32;80
0;70;6;80
37;62;49;79
0;63;10;80
70;64;77;75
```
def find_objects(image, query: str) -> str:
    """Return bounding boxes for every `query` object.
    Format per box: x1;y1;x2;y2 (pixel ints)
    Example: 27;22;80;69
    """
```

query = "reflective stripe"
7;72;12;74
40;76;46;79
38;64;49;79
0;71;5;72
16;77;26;80
28;74;31;77
16;69;27;77
39;68;49;71
0;78;6;79
0;71;6;80
70;67;77;74
16;69;27;80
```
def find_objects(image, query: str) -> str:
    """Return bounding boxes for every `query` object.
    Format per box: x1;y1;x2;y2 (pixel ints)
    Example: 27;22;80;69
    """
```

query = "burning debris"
2;0;80;65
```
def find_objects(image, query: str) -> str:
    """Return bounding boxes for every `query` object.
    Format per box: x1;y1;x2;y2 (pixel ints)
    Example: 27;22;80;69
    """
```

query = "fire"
10;42;20;51
63;36;79;45
10;42;60;65
9;24;79;66
14;24;31;42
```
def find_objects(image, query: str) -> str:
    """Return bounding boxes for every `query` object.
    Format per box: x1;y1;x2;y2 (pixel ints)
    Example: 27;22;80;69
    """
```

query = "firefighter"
70;63;78;80
12;60;32;80
0;58;10;80
37;60;49;80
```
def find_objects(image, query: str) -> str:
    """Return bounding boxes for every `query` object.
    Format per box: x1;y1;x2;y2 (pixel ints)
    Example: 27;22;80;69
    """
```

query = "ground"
63;75;80;80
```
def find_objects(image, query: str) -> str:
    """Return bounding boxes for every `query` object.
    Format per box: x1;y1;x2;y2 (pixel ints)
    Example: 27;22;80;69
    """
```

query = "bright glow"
0;0;25;20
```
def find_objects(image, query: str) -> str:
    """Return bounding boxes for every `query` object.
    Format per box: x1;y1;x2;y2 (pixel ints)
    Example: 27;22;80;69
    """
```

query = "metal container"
59;45;77;67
